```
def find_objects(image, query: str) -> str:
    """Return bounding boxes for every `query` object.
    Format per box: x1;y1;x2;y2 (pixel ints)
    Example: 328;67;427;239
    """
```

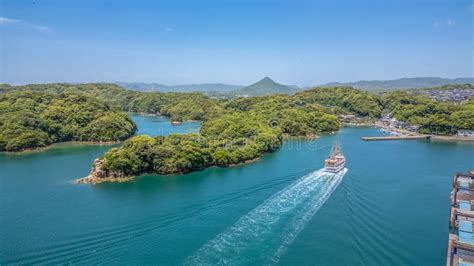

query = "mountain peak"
232;77;295;96
252;76;280;86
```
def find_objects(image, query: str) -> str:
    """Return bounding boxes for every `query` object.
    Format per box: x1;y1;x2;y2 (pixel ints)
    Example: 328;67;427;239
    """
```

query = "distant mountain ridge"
230;77;297;96
115;77;474;95
321;77;474;91
115;82;242;92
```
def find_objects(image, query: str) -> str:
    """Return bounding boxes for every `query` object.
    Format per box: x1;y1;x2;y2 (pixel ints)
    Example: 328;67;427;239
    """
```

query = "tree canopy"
1;82;471;178
0;90;136;151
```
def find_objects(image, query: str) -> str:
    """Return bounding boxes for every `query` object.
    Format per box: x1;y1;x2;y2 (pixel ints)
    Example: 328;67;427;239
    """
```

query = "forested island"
0;83;472;182
0;89;137;152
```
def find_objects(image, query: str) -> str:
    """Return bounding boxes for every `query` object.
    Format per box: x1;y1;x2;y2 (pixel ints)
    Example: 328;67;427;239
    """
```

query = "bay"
0;114;472;265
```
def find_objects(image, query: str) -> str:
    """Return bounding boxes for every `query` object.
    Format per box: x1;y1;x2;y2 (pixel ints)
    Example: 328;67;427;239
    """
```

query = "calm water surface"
0;114;473;265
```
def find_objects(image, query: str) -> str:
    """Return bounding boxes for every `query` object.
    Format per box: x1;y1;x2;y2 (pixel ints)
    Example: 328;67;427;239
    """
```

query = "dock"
446;171;474;266
361;135;430;141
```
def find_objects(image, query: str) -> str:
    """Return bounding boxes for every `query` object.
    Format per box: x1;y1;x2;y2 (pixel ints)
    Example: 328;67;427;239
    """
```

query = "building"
407;125;420;132
338;114;355;123
447;172;474;266
457;130;474;137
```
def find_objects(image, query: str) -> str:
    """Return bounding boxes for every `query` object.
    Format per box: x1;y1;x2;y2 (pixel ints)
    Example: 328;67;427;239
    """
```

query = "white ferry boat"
324;142;346;173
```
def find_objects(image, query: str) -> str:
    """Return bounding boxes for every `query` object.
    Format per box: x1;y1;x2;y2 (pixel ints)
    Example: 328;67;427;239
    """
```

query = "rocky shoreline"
75;132;325;184
76;155;266;184
76;158;134;184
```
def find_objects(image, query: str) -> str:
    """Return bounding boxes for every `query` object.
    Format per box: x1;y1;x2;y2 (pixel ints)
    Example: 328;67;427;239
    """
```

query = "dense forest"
0;90;137;151
1;83;472;180
99;87;346;176
0;83;217;123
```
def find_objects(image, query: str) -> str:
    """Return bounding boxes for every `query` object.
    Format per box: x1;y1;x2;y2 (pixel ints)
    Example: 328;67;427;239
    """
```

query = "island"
0;82;471;183
0;89;137;152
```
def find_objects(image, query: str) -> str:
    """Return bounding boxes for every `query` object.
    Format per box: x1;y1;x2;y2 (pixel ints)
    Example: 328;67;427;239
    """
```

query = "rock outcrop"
76;158;133;184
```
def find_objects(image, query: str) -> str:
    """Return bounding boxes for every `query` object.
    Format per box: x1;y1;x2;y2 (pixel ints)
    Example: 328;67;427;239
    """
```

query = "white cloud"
0;16;52;32
433;18;456;28
0;16;19;25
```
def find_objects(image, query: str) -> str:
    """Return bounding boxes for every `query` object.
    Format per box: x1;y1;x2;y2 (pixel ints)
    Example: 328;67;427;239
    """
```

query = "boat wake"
185;168;347;265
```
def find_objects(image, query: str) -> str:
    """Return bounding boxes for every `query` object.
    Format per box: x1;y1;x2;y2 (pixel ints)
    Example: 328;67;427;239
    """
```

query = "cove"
0;114;473;264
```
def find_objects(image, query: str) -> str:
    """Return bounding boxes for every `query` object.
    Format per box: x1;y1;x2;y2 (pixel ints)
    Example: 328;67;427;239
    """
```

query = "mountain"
115;82;243;92
230;77;297;96
321;77;474;91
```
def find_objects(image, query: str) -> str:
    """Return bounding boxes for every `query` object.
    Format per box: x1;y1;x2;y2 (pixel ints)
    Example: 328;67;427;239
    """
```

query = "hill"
322;77;474;91
230;77;297;96
115;82;242;92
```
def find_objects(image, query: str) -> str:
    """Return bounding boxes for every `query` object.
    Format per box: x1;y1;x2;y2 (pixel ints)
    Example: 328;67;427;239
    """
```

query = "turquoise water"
0;115;473;265
131;114;200;136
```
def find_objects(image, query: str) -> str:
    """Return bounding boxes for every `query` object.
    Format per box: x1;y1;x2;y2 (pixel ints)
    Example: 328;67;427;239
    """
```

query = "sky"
1;0;473;86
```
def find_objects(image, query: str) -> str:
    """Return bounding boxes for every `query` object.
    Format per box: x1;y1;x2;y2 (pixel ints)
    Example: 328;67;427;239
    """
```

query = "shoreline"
2;113;201;155
76;130;327;184
76;156;265;184
430;135;474;142
367;122;474;142
0;140;122;155
283;133;319;139
76;175;136;184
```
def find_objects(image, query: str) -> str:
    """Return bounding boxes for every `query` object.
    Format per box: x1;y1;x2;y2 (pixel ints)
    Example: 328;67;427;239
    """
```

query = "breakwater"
362;135;474;142
362;135;430;141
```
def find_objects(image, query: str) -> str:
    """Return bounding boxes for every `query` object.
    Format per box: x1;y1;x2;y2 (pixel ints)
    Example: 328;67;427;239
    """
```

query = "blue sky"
1;0;473;86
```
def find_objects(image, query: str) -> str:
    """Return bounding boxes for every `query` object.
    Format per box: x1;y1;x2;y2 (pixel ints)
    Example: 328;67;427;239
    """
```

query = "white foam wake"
185;168;347;265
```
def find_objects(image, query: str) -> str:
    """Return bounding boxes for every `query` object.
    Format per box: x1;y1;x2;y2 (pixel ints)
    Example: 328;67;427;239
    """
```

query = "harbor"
361;122;474;142
359;115;474;142
447;171;474;266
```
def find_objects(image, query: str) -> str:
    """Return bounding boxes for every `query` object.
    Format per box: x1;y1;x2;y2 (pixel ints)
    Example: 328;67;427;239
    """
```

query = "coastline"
430;135;474;142
130;112;200;124
342;122;375;128
75;119;474;185
0;140;121;155
282;133;319;139
340;118;474;143
76;175;135;184
2;113;196;155
369;122;474;142
76;155;266;184
76;131;326;185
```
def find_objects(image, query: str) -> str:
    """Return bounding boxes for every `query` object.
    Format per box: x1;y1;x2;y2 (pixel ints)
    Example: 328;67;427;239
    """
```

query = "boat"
324;142;346;173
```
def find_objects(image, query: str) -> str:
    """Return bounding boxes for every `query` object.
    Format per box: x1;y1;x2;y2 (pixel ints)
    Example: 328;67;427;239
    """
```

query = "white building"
457;130;474;137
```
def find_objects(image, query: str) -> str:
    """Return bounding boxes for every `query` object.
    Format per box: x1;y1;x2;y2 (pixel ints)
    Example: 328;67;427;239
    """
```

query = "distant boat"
324;142;346;173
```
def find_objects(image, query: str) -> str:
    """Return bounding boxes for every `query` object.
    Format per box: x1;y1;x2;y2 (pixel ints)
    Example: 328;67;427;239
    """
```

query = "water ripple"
184;168;347;265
